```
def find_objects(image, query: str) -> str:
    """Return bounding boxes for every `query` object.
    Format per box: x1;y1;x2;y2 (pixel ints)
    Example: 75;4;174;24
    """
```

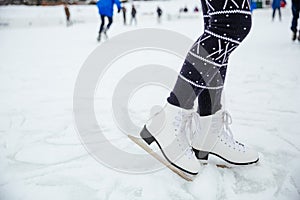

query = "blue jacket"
272;0;285;9
96;0;121;17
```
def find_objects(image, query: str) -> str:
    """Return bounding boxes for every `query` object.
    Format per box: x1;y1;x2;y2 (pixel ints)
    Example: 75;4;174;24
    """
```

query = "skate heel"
140;126;155;145
193;148;209;160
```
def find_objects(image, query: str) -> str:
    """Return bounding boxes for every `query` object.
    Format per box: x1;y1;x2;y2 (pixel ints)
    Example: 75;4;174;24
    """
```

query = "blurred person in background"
183;5;188;13
64;3;72;27
291;0;300;41
96;0;122;42
272;0;286;21
156;6;163;23
130;4;137;25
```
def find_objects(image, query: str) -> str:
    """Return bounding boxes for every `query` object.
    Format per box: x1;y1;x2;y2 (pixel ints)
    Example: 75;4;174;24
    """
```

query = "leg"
291;5;299;33
66;16;70;26
167;5;208;110
200;0;210;29
101;16;113;39
97;15;106;42
187;0;258;165
198;0;224;116
168;0;252;111
197;67;226;116
278;8;282;21
272;8;276;20
99;15;105;33
106;16;113;31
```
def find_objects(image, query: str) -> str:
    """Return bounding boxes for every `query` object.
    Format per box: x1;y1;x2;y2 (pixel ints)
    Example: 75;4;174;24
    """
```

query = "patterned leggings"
168;0;252;116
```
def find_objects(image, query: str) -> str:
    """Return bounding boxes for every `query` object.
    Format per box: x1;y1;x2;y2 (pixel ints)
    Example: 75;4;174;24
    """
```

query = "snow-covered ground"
1;1;300;200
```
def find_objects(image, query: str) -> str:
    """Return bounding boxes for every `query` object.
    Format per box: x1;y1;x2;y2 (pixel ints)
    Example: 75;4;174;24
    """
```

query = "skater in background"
96;0;122;42
156;6;163;23
122;6;127;25
183;5;188;13
64;4;72;27
272;0;285;21
194;6;199;12
130;4;137;25
291;0;300;41
131;0;259;178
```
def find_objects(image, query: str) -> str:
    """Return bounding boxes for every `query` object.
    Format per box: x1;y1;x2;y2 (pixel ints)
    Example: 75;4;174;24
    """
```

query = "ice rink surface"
1;1;300;199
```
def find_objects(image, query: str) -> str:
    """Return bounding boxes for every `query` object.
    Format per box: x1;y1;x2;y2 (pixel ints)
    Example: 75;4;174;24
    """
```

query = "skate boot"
292;32;297;41
103;28;109;40
192;110;259;166
97;33;101;42
128;102;200;181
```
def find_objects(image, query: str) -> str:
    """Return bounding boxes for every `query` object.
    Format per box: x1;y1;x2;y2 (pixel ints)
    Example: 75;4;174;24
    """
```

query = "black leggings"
99;15;113;33
168;0;252;116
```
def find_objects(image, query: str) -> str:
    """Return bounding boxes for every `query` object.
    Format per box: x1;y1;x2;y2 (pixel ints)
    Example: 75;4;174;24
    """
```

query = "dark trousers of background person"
66;16;71;26
123;13;127;25
99;15;113;33
272;8;282;20
291;4;300;33
130;16;137;25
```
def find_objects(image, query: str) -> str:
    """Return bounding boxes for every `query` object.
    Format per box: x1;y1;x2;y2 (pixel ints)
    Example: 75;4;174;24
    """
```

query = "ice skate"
103;28;109;40
128;102;200;181
292;32;297;41
192;110;259;166
97;33;101;42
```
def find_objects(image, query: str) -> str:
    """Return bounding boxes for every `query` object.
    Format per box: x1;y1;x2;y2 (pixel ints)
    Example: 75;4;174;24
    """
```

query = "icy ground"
1;2;300;200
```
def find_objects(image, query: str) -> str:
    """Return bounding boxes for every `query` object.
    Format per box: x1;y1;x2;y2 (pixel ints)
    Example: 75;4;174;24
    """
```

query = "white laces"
184;112;202;146
223;111;233;138
222;111;245;151
173;111;201;159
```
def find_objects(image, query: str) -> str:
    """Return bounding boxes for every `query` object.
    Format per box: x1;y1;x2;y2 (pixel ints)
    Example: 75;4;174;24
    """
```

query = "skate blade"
199;154;259;169
128;135;196;181
201;162;230;169
199;159;230;168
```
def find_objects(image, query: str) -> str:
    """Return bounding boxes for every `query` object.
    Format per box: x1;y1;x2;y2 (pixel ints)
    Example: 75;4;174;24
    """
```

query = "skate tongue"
223;111;232;127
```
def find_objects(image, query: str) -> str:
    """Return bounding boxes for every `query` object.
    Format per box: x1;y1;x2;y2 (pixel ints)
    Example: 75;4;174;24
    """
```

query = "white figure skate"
129;102;200;181
192;110;259;166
